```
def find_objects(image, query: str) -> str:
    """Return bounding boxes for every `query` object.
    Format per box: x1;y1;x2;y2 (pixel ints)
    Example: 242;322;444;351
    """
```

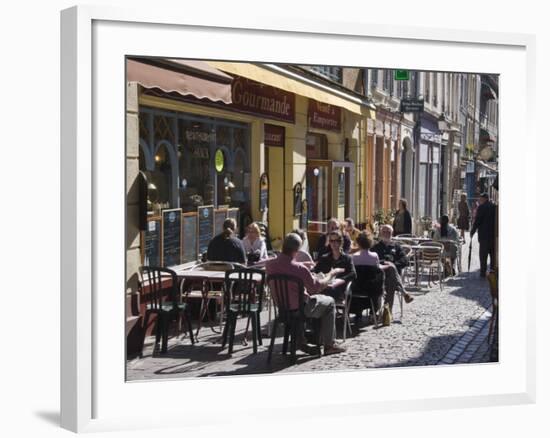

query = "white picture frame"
61;5;536;433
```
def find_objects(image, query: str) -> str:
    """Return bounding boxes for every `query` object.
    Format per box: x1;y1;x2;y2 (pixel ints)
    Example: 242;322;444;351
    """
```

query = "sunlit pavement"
127;236;496;381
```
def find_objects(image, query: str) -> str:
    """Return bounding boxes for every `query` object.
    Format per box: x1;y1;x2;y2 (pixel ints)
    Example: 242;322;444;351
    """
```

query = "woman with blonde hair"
242;222;268;262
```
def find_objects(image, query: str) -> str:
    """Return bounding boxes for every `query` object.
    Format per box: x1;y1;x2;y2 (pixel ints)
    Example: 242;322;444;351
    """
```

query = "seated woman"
312;230;356;301
241;223;268;264
350;231;385;323
432;215;460;274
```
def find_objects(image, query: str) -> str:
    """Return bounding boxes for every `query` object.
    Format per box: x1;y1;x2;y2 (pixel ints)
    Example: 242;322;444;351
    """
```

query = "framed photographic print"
61;5;536;433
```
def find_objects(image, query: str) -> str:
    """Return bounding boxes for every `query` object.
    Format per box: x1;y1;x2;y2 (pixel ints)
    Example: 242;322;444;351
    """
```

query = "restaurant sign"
231;76;295;123
264;124;285;147
308;99;341;132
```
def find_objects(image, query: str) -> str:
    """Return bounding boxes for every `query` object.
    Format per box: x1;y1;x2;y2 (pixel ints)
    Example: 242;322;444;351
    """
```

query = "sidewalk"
127;236;496;380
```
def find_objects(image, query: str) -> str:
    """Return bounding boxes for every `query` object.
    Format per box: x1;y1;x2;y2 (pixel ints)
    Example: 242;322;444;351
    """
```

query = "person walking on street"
392;199;413;236
470;193;497;278
457;193;470;241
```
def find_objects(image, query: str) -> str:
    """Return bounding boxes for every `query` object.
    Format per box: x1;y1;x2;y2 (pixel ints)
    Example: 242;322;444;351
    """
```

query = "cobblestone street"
127;238;497;381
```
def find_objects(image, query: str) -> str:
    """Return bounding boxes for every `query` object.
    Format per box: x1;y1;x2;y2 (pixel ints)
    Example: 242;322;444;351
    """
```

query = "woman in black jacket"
392;198;412;236
313;230;356;301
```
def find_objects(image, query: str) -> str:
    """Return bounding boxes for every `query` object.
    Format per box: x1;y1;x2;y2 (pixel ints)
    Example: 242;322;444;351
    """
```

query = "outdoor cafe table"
171;262;271;340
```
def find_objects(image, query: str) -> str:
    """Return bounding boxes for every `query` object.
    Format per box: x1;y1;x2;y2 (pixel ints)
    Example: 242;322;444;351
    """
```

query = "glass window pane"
420;143;429;163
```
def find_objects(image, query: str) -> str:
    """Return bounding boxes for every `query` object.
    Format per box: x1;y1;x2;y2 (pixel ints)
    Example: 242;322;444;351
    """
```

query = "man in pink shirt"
266;233;346;356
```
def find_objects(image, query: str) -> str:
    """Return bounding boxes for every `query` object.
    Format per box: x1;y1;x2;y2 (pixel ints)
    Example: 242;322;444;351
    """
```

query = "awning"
127;59;233;104
205;61;376;118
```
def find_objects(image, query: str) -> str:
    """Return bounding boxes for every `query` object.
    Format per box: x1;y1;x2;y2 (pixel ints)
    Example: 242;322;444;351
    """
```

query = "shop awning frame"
127;58;233;104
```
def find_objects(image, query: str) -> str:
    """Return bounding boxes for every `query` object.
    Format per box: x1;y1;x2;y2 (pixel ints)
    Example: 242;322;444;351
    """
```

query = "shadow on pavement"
386;332;466;367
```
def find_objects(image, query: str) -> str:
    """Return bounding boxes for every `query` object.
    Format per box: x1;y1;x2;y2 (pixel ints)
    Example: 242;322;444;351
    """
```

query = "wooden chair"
140;266;194;354
266;274;321;364
221;268;266;354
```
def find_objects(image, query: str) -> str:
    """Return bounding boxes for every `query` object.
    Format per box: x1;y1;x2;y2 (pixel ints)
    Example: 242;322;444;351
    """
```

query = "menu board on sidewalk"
182;213;198;263
161;208;182;267
144;217;161;267
214;208;227;236
197;205;214;257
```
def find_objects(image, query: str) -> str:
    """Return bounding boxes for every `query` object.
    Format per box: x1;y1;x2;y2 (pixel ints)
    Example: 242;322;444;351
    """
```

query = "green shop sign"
214;149;225;173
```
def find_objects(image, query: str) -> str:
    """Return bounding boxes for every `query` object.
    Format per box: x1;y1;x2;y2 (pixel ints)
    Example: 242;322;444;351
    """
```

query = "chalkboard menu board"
214;209;227;236
197;205;214;257
182;213;198;262
227;208;239;234
162;208;182;267
144;217;161;267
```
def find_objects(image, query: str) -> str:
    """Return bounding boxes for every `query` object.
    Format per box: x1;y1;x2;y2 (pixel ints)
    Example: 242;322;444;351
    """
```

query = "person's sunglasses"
329;239;342;243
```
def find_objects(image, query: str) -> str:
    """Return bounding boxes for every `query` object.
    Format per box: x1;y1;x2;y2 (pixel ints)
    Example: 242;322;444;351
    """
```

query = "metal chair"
221;268;266;354
180;261;244;338
140;266;194;354
350;265;385;328
417;242;444;291
266;274;321;364
335;282;353;342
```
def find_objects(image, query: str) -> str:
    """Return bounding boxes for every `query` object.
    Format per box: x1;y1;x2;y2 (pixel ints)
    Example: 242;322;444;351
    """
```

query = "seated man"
207;218;247;264
316;218;351;259
266;233;346;356
372;225;414;315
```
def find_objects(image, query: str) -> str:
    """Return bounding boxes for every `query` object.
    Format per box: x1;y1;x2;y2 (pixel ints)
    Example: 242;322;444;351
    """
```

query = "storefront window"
306;133;328;159
139;107;251;214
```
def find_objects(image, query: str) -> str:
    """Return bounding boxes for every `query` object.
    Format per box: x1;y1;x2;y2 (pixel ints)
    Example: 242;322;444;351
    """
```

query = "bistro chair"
180;261;244;338
417;242;444;291
140;266;194;354
350;265;385;328
221;268;266;354
440;240;461;276
266;274;321;364
335;282;353;342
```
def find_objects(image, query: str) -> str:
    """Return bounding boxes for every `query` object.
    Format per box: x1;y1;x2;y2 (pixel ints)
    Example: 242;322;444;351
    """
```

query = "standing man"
470;193;497;277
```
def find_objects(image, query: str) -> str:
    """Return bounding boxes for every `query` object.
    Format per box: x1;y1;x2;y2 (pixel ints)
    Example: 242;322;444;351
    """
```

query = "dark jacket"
393;210;412;236
372;240;408;274
313;252;357;284
206;232;247;264
471;201;496;242
316;233;352;258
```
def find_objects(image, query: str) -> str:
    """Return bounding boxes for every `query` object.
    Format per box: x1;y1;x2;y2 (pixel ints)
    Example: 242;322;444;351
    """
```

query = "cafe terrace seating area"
127;227;466;369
